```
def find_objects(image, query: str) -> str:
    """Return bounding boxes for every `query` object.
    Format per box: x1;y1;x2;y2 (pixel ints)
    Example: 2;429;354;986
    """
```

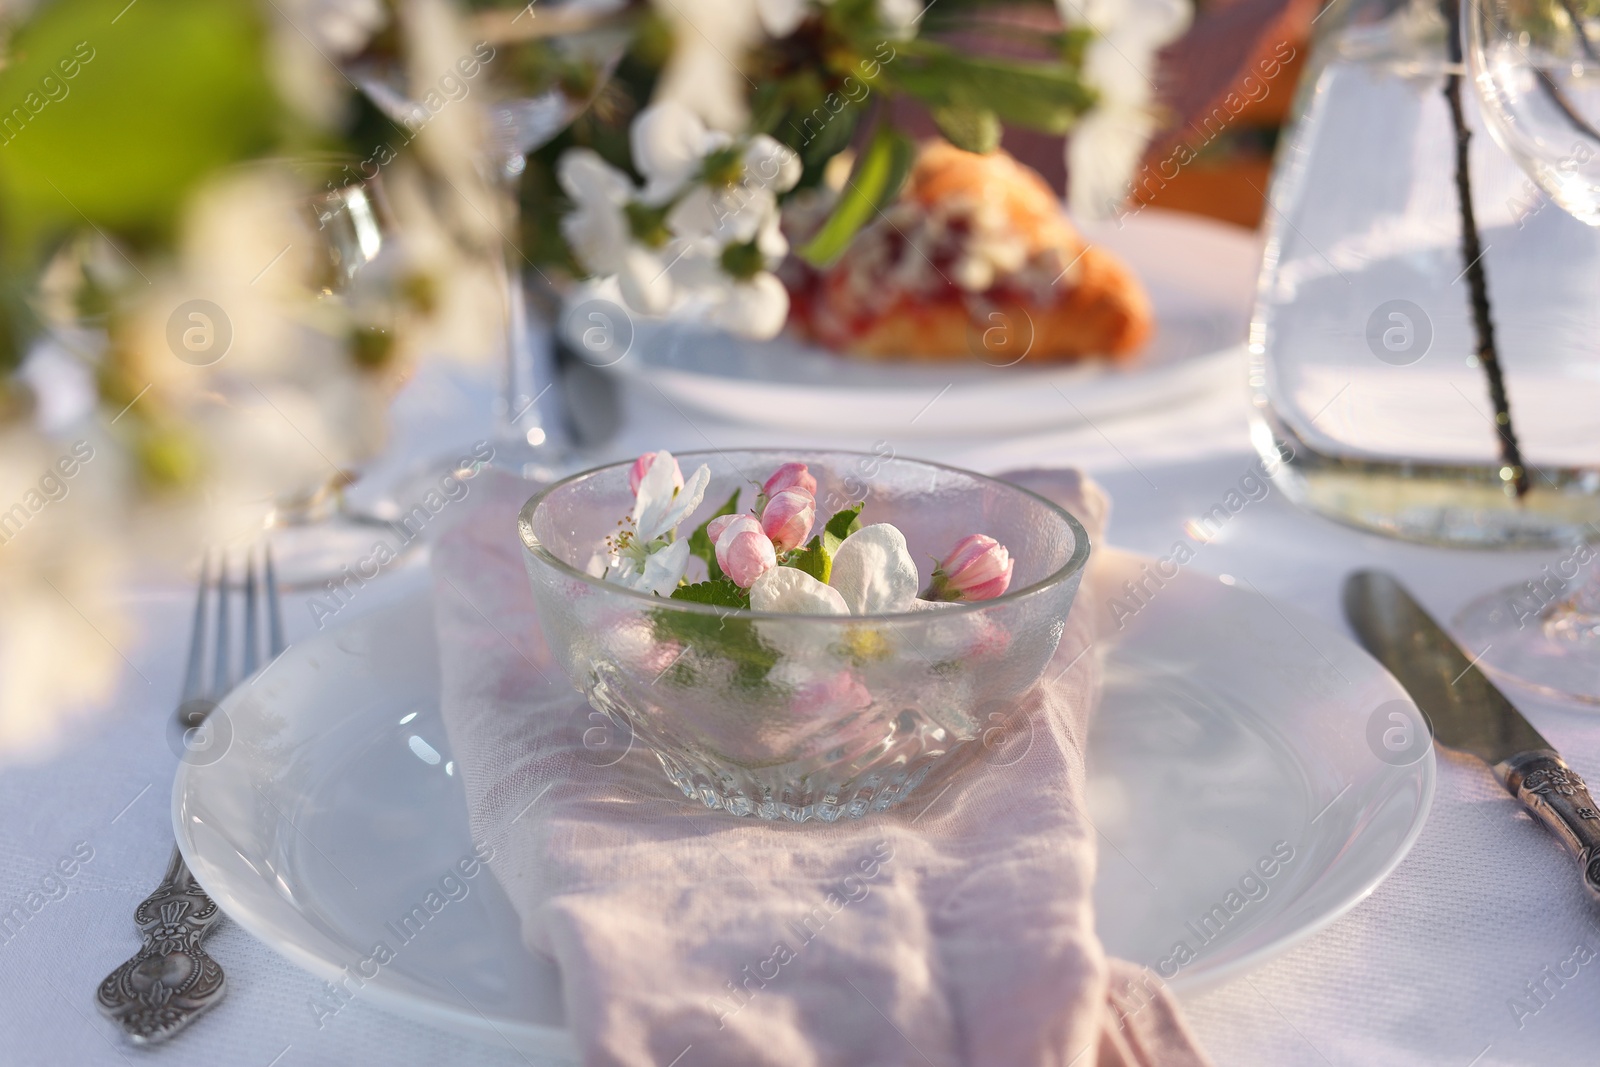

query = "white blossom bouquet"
604;451;1014;609
0;0;501;761
524;0;1190;339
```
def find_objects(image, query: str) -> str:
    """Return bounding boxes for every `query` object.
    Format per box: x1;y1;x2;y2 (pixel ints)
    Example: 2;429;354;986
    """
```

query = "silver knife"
1344;569;1600;898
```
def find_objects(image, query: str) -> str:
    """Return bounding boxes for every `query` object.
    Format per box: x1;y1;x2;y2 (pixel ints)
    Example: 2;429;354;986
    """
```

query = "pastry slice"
786;140;1152;363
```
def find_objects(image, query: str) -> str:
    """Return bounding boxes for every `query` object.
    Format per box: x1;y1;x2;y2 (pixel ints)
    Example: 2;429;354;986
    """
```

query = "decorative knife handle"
1495;751;1600;898
96;846;226;1044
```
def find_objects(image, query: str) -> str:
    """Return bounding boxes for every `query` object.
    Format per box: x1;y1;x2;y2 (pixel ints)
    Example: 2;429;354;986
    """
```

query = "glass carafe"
1251;0;1600;547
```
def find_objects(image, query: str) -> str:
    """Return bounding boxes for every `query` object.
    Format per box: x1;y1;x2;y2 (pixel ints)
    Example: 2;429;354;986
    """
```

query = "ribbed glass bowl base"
654;748;940;822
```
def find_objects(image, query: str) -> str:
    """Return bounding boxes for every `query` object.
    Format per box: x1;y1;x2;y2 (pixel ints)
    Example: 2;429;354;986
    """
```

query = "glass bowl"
518;450;1090;821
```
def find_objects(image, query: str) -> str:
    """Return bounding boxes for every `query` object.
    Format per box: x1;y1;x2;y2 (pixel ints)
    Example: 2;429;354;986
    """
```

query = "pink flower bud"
718;518;777;588
629;451;684;495
934;534;1014;601
762;462;817;498
706;513;742;544
760;487;816;554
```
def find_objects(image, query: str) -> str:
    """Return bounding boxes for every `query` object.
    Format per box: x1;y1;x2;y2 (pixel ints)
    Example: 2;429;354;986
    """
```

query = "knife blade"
1344;569;1600;899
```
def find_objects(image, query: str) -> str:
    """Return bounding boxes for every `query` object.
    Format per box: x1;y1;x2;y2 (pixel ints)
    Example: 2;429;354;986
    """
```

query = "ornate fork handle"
96;846;227;1044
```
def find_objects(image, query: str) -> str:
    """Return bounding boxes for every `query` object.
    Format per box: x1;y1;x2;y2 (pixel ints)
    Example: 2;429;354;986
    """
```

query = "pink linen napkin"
433;468;1210;1067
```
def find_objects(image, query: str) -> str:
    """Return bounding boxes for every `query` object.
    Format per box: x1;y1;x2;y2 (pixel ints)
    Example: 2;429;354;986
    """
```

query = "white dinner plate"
174;550;1432;1060
592;210;1259;437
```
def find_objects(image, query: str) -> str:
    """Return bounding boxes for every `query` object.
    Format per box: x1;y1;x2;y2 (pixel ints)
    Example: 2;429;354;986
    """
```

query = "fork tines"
177;546;286;739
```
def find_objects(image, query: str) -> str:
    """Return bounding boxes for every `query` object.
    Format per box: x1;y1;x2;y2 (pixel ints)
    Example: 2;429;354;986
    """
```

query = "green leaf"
932;105;1001;154
0;0;283;258
624;199;673;248
786;504;862;585
669;579;750;609
719;239;765;280
822;504;864;556
649;601;779;689
890;45;1098;135
687;489;742;581
786;535;831;584
797;101;861;173
796;125;913;268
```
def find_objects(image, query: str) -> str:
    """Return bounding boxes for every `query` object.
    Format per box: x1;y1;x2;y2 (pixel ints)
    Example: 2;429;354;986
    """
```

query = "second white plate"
175;550;1432;1060
598;210;1260;437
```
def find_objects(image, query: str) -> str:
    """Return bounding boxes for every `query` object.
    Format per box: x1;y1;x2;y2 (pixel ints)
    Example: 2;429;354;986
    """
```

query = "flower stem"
1442;0;1529;498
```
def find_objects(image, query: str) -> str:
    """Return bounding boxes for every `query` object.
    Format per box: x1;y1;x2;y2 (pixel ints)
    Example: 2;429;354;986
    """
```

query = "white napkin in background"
433;468;1210;1067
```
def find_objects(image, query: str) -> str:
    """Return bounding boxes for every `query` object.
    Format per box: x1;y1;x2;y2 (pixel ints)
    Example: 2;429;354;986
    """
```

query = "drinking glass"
519;451;1090;821
1468;0;1600;222
343;0;635;480
266;168;435;587
1451;0;1600;701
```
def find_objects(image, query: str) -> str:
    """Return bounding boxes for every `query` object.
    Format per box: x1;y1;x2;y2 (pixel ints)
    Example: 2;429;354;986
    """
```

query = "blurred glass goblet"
263;167;444;589
343;0;636;480
1456;0;1600;701
1468;0;1600;221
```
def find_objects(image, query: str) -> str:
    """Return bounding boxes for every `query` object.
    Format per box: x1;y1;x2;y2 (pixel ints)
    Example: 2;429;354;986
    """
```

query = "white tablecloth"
6;349;1600;1067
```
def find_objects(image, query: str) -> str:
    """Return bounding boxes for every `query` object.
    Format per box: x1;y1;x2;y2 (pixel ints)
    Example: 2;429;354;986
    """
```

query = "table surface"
5;345;1600;1067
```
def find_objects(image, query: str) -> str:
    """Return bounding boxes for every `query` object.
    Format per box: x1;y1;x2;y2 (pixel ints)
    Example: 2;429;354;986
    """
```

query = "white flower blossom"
667;134;800;246
876;0;922;38
1059;0;1190;220
756;0;809;38
604;450;711;596
651;0;761;132
557;149;677;315
704;272;791;340
750;566;850;615
632;451;710;540
557;104;802;338
301;0;387;55
756;0;920;40
632;101;733;203
607;537;694;597
830;523;920;614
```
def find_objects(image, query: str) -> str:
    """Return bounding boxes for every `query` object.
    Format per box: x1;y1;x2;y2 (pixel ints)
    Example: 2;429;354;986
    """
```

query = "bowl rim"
517;448;1090;622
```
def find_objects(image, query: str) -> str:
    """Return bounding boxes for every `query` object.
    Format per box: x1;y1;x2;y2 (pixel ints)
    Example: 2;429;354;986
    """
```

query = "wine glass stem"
1544;568;1600;641
494;168;563;457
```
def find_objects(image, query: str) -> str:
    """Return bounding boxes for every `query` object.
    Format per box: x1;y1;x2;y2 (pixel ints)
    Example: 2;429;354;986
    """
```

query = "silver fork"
96;547;285;1044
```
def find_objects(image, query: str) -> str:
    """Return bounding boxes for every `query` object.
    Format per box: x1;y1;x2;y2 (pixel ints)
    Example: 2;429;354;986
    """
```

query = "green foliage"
796;101;861;177
517;150;582;278
349;325;396;370
1059;26;1095;69
750;65;863;186
786;535;830;584
654;499;866;689
892;43;1098;135
778;503;861;585
669;578;750;608
687;488;742;581
822;503;863;556
496;0;1101;291
797;127;913;267
133;422;203;490
624;199;674;248
515;6;670;279
932;105;1002;154
0;0;282;258
0;285;33;380
719;239;766;281
650;596;779;689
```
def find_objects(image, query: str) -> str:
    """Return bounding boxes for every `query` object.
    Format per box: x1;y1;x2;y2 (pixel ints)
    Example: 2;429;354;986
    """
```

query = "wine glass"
342;0;635;480
1457;0;1600;700
264;166;438;588
1468;0;1600;221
